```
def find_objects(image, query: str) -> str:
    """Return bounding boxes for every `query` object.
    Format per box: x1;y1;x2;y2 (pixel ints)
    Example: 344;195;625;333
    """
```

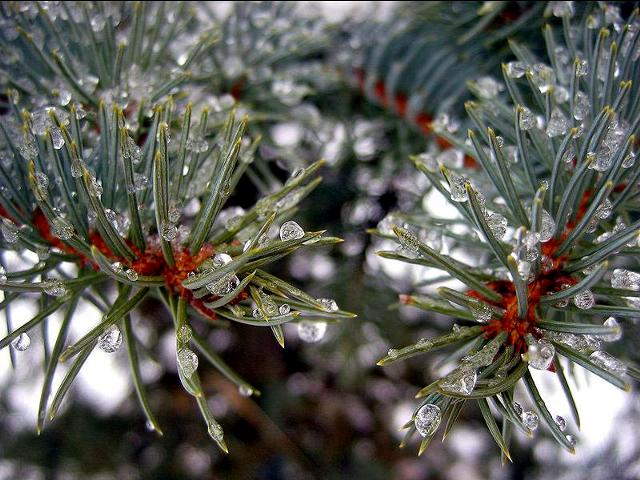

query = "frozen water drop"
125;269;139;281
238;385;253;397
546;107;569;137
414;403;442;437
522;411;539;431
278;304;291;315
602;316;622;342
43;280;67;297
11;333;31;351
98;325;122;353
316;298;338;312
554;415;567;431
177;348;198;377
573;289;594;310
161;222;178;241
279;220;304;241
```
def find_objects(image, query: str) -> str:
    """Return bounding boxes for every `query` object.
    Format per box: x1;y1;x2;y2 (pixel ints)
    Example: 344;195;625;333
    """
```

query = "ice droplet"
546;107;569;137
43;280;67;297
550;1;574;17
440;367;477;396
573;289;594;310
611;268;640;291
448;173;468;202
207;421;224;442
524;339;555;370
11;332;31;351
522;410;539;431
212;253;232;268
414;403;442;437
177;325;192;344
518;106;536;131
279;220;305;241
486;212;507;239
589;350;626;376
206;273;239;296
161;222;178;241
125;269;139;281
602;317;622;342
278;304;291;315
470;302;492;323
98;324;122;353
238;385;253;397
297;320;327;343
505;61;526;78
539;209;556;242
316;298;339;312
177;348;199;377
51;217;74;240
554;415;567;431
1;218;19;244
0;265;6;283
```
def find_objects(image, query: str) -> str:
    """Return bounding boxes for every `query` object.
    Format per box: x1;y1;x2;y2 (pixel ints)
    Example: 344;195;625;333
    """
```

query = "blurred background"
1;1;640;479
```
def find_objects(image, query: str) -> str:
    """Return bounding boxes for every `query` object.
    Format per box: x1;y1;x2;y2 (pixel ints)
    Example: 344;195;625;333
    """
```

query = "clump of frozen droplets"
11;333;31;351
98;324;123;353
448;173;468;202
611;269;640;291
177;348;199;377
51;217;74;240
297;320;327;343
160;222;178;242
279;220;305;241
414;403;442;437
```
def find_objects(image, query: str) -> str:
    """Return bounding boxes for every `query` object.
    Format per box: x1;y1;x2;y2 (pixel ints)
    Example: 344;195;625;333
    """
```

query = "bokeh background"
1;2;640;479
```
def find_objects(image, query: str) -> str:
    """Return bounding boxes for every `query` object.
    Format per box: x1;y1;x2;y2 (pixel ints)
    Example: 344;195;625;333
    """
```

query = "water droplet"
186;136;209;153
111;262;124;274
554;415;567;431
1;218;19;244
602;317;622;342
575;59;589;77
566;434;576;447
622;151;636;169
206;273;239;296
51;217;74;240
177;348;199;377
35;172;49;189
98;324;122;353
611;268;640;291
212;253;232;268
207;421;224;442
278;304;291;315
125;269;139;281
297;320;327;343
440;367;477;396
486;212;507;239
11;333;30;351
279;220;305;241
168;206;180;223
161;222;178;241
522;410;539;431
525;339;555;370
519;106;536;131
546;107;569;137
505;61;526;78
573;91;589;120
43;280;67;297
573;289;594;310
0;265;6;283
414;403;442;437
551;1;574;17
238;385;253;397
448;173;468;202
316;298;338;312
50;128;64;149
470;302;492;323
589;350;626;375
539;209;556;242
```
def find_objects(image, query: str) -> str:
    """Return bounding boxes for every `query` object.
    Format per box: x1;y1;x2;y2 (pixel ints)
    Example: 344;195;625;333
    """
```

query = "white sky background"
1;1;638;477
